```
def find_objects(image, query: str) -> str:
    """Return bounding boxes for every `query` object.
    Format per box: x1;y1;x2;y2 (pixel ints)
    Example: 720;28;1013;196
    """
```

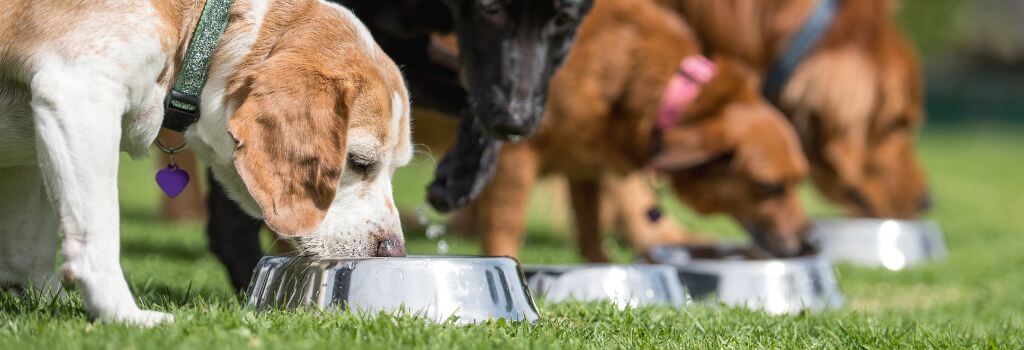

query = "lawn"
1;123;1023;349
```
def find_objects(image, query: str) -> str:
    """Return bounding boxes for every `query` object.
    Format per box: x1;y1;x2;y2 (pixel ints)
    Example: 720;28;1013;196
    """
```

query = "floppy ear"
731;106;809;181
227;81;350;237
651;117;735;170
652;57;758;170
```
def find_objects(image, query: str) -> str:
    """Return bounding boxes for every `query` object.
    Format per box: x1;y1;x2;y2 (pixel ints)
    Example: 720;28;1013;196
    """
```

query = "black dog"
207;0;593;291
427;0;593;212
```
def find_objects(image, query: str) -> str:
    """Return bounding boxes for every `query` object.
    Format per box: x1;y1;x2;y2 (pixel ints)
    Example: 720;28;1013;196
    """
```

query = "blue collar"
762;0;839;103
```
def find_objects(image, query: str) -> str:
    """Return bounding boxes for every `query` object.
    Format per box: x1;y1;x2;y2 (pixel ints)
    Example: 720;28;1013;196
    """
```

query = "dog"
666;0;931;219
474;0;811;260
203;0;594;291
426;0;595;211
0;0;412;325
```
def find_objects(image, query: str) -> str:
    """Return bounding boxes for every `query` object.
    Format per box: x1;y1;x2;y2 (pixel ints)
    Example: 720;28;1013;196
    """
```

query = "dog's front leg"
569;179;610;263
30;71;172;326
602;172;692;253
478;144;540;258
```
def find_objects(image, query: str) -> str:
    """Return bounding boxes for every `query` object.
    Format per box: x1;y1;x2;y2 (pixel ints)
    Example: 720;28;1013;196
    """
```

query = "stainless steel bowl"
246;256;540;324
522;265;690;308
811;219;947;270
647;245;844;315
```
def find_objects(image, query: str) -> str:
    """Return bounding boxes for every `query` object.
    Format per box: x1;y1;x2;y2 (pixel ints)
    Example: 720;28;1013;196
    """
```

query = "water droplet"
437;240;449;254
415;205;430;226
426;224;447;240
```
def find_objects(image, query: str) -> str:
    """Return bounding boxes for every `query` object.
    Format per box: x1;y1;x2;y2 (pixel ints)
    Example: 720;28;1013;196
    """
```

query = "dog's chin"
478;116;541;142
744;223;808;258
292;234;376;260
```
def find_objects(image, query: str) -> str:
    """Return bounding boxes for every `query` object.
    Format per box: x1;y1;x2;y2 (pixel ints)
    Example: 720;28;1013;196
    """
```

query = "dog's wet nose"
375;238;407;257
917;194;933;213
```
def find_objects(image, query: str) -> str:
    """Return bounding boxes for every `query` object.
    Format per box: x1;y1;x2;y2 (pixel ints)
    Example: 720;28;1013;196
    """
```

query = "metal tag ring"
155;137;188;155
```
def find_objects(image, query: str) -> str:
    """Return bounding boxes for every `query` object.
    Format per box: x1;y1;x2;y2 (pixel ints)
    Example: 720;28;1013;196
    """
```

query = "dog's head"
444;0;593;140
785;31;930;219
200;3;413;258
652;67;810;256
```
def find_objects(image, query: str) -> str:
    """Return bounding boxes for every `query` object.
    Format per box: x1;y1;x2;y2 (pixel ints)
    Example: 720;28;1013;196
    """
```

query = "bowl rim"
811;217;940;227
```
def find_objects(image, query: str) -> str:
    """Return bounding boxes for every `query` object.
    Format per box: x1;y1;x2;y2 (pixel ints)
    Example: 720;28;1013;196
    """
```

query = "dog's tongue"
426;117;502;212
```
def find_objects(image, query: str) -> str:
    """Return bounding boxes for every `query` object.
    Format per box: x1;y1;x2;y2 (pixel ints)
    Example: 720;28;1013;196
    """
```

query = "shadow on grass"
0;289;90;319
0;282;240;319
120;206;161;223
120;239;208;262
131;279;239;310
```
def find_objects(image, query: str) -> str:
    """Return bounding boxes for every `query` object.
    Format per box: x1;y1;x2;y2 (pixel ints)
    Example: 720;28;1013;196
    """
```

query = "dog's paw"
103;309;175;327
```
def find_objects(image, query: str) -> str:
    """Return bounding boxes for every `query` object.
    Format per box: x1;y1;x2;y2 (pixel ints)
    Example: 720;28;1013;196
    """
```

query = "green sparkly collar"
162;0;236;132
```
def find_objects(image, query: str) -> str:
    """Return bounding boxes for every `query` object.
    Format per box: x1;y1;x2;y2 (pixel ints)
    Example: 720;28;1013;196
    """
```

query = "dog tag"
156;164;190;198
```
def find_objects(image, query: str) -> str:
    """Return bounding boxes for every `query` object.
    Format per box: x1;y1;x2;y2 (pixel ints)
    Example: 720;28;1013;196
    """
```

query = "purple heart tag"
156;164;190;198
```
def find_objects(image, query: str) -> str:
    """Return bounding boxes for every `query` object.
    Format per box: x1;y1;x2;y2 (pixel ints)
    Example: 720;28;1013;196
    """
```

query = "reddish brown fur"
476;0;810;260
666;0;930;218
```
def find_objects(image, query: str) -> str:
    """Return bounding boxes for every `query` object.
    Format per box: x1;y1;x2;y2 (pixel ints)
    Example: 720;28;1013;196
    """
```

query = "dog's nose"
917;194;933;213
375;238;407;257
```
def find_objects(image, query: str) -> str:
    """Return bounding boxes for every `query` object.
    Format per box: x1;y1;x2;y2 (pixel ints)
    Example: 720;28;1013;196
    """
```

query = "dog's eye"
888;117;913;134
347;154;375;174
552;11;576;28
478;0;503;16
758;182;786;197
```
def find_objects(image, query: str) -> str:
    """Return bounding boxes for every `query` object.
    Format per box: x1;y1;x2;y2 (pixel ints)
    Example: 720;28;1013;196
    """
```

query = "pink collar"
656;56;717;129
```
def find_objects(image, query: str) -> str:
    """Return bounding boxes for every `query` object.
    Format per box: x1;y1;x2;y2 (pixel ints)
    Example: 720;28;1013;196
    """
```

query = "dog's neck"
185;0;267;161
657;0;818;69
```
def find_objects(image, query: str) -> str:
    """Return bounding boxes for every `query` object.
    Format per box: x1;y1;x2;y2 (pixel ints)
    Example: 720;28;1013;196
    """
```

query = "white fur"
0;0;411;326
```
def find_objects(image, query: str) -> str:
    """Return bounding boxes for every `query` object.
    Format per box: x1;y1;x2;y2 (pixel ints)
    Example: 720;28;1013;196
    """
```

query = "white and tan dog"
0;0;412;325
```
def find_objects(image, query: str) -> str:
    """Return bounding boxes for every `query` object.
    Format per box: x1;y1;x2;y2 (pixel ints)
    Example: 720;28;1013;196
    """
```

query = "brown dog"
665;0;930;218
475;0;811;260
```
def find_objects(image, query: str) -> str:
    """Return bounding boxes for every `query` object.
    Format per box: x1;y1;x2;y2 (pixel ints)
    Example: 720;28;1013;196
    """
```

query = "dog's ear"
651;116;735;170
652;58;758;171
731;105;809;182
228;79;351;237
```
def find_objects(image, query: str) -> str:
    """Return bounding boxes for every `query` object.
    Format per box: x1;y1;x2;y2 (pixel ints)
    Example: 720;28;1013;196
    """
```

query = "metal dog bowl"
522;264;690;308
811;219;947;270
647;245;844;315
246;256;540;324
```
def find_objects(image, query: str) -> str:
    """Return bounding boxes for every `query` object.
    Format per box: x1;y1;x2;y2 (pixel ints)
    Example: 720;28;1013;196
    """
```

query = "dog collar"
762;0;838;103
649;55;716;159
163;0;236;132
656;55;717;130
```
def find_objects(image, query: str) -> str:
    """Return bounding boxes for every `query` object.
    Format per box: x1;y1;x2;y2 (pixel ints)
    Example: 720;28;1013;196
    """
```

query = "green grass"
2;124;1024;349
